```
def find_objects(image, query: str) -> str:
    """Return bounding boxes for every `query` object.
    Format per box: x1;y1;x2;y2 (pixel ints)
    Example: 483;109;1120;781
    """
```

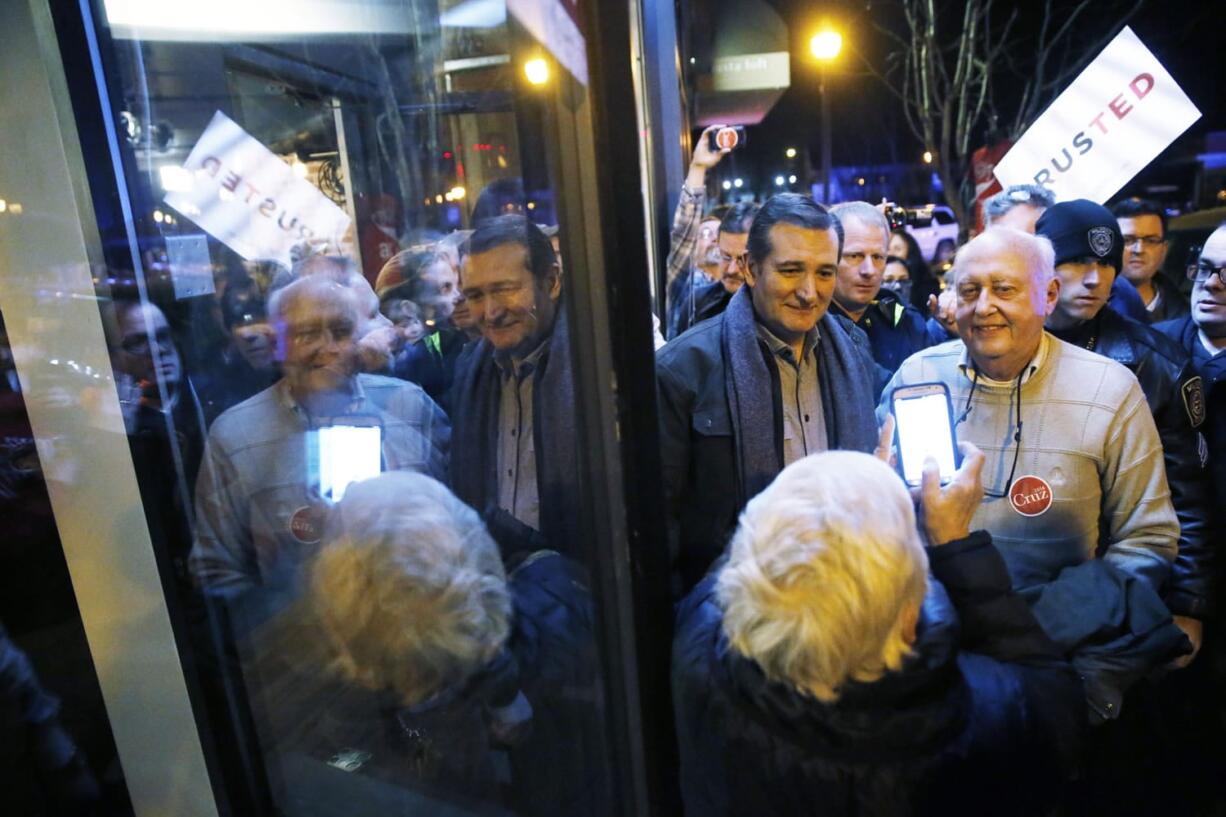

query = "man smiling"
657;193;880;593
449;215;582;560
883;226;1185;721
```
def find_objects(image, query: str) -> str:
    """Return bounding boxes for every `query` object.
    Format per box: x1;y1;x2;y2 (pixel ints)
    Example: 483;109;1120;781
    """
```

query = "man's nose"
1084;265;1103;287
795;273;817;303
974;289;995;313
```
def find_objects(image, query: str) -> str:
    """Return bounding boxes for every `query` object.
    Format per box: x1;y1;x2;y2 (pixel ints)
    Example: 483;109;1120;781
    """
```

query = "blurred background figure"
1112;198;1185;324
888;228;940;311
196;273;281;423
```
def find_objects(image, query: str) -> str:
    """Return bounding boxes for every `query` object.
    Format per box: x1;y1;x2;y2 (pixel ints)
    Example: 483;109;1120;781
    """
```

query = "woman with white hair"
252;471;603;815
672;447;1084;816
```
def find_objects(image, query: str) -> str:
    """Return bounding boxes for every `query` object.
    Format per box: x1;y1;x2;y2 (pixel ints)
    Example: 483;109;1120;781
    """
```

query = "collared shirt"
755;323;827;465
665;185;706;287
958;332;1051;387
496;341;548;530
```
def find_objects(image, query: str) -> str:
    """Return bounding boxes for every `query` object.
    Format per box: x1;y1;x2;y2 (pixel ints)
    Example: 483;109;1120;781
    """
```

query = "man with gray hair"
983;184;1056;232
883;226;1188;722
828;201;932;375
190;275;449;599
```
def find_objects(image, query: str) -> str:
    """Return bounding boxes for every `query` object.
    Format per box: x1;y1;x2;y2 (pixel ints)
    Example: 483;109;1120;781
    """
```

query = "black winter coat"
672;532;1084;817
1052;309;1215;618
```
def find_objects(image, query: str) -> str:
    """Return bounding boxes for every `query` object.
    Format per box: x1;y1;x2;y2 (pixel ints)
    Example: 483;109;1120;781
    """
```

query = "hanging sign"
992;27;1201;204
164;110;351;265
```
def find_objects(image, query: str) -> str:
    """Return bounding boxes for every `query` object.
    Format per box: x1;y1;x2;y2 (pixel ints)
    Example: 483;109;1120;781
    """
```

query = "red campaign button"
1009;475;1053;517
716;128;739;150
289;505;323;544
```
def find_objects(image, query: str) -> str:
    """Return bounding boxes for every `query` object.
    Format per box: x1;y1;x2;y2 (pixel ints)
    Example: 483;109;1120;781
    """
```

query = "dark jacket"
1109;276;1149;323
1051;309;1215;619
670;278;733;339
1140;273;1190;324
1156;315;1226;514
657;292;879;594
830;289;934;375
672;532;1085;817
391;328;468;415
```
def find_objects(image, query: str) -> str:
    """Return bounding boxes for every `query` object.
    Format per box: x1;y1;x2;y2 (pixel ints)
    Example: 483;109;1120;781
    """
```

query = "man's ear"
1043;276;1060;316
744;259;759;288
545;265;562;302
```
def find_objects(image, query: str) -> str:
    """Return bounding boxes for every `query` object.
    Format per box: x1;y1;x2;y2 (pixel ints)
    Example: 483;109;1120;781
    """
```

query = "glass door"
1;0;673;814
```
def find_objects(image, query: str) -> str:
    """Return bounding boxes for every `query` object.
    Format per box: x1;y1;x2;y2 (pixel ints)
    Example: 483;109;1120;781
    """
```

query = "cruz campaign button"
1009;475;1053;517
289;505;324;544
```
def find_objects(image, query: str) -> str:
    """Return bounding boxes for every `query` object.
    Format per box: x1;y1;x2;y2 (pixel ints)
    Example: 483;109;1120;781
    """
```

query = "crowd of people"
77;119;1226;815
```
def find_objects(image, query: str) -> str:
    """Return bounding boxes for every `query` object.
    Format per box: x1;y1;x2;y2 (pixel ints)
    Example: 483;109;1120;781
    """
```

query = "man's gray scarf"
720;286;878;502
449;307;579;550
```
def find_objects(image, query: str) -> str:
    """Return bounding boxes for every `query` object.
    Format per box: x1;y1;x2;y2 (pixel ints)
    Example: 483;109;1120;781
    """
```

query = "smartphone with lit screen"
890;382;961;487
308;416;384;502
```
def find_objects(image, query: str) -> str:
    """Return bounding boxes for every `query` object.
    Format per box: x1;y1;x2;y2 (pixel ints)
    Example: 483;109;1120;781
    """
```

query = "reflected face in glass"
718;231;749;293
993;204;1044;234
1050;258;1115;327
385;299;426;345
464;242;560;356
416;260;461;321
888;232;909;260
1117;215;1167;285
233;322;276;370
954;244;1056;378
834;217;888;314
279;288;359;397
117;302;181;390
745;223;839;346
1193;228;1226;337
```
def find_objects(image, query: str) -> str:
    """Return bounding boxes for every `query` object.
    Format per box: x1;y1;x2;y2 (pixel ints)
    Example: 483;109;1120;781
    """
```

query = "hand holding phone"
707;125;746;152
890;382;961;487
918;441;985;546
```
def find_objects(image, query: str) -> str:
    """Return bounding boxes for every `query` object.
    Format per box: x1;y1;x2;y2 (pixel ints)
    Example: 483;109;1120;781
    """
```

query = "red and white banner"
993;27;1201;204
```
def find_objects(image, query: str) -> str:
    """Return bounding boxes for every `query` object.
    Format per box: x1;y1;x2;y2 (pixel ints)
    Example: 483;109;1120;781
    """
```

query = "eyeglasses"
120;327;175;356
1121;235;1165;249
956;368;1023;499
1187;261;1226;286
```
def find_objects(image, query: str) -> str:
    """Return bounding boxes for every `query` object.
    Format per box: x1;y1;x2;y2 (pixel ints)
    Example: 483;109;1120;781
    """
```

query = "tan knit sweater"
883;334;1178;593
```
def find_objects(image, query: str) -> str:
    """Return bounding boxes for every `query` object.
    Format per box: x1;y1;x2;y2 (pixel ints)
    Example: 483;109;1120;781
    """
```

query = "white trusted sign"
164;110;351;264
993;26;1201;204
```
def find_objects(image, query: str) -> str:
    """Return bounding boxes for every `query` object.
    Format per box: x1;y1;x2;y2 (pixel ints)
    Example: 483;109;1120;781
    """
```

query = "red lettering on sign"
1130;72;1154;99
1108;94;1133;120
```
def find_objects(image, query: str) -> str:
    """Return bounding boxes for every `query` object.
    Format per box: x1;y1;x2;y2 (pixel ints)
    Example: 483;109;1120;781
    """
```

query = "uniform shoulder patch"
1182;376;1206;428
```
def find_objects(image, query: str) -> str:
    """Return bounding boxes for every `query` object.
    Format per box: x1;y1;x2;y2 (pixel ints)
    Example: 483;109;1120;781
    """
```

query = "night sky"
718;0;1226;200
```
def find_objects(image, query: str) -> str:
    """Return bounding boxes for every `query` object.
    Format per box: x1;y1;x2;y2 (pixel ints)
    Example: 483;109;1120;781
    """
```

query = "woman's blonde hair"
310;472;510;706
718;451;928;702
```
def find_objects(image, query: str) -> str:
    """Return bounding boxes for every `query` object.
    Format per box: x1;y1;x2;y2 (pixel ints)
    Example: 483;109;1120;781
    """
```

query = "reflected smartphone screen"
315;425;382;501
893;390;957;487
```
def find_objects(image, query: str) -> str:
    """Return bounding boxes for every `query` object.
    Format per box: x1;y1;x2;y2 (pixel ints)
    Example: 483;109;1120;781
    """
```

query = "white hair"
717;451;928;702
266;274;360;326
953;226;1055;293
310;472;510;706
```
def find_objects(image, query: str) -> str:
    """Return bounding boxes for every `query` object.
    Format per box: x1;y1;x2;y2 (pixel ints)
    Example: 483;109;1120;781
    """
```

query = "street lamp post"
809;29;842;204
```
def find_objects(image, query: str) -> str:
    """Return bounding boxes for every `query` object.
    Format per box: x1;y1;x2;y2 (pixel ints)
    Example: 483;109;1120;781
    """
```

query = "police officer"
1037;200;1212;666
828;202;932;376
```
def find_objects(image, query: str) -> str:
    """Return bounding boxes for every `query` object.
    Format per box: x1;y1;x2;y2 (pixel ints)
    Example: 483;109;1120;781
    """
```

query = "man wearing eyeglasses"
669;202;759;339
1157;222;1226;521
828;201;932;376
1112;198;1187;324
883;226;1185;722
1036;201;1212;670
190;275;449;600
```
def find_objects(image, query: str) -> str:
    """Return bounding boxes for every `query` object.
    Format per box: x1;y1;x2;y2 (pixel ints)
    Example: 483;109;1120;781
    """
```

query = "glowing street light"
722;180;732;190
785;147;797;159
775;175;786;186
810;26;844;204
809;30;842;62
922;150;934;164
524;58;550;86
788;175;797;184
733;178;744;188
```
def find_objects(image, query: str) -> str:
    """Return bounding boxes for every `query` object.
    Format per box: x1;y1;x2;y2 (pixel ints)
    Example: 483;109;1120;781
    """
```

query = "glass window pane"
84;1;619;812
